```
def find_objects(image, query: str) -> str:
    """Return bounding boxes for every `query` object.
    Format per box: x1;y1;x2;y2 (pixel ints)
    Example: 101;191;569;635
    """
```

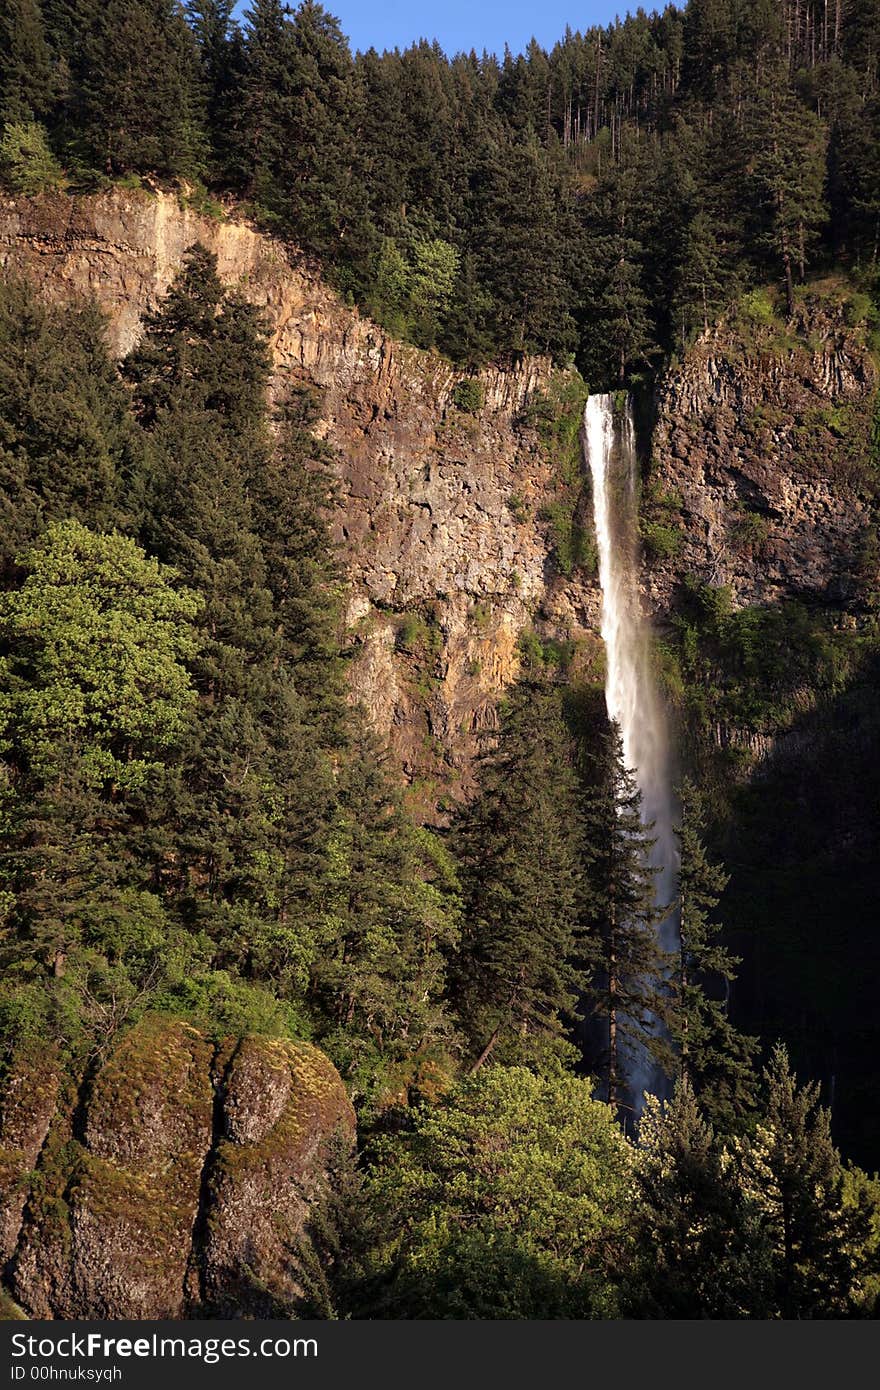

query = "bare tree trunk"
469;1022;502;1074
782;228;795;316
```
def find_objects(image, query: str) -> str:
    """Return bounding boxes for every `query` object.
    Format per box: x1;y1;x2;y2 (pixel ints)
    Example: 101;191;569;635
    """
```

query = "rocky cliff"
0;188;608;809
644;292;878;615
0;1017;354;1319
1;192;876;803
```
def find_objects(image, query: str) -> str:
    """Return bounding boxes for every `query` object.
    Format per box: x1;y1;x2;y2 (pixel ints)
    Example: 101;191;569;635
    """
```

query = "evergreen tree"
184;0;241;179
469;134;576;357
737;1044;878;1317
281;1;366;258
578;722;672;1109
745;71;829;313
311;729;460;1099
576;140;657;385
123;245;337;999
629;1079;770;1316
70;0;206;177
0;279;142;580
451;678;584;1072
232;0;299;204
670;209;726;346
668;778;758;1131
248;385;347;739
0;0;54;126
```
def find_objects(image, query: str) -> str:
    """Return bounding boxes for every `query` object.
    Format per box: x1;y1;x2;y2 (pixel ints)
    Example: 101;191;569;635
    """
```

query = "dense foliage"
1;0;879;1321
1;0;879;378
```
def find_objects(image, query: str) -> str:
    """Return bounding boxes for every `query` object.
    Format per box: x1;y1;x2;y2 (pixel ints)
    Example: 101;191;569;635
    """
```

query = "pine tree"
70;0;206;177
0;0;55;126
737;1044;878;1317
232;0;299;204
668;778;758;1131
630;1079;770;1316
669;209;727;350
745;72;829;314
578;722;672;1109
469;133;576;357
282;1;366;258
451;678;584;1073
311;728;460;1098
0;279;142;580
248;385;347;740
575;140;657;386
123;245;337;999
184;0;240;179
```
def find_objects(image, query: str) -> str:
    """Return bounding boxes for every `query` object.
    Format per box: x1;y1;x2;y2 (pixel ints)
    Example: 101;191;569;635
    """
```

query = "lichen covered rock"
0;1048;60;1265
0;1017;354;1320
201;1038;355;1317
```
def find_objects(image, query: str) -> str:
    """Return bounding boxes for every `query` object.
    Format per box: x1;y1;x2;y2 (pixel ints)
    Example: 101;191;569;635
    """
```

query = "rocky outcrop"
0;1050;60;1267
0;1016;354;1320
644;298;878;614
201;1038;351;1317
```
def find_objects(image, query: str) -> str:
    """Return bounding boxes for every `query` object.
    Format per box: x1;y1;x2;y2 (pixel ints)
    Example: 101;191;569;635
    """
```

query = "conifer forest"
0;0;879;1322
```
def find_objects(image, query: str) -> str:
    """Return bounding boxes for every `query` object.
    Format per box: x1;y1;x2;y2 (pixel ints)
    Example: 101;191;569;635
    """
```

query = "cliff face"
645;296;878;615
1;192;876;802
0;1017;354;1320
0;189;604;808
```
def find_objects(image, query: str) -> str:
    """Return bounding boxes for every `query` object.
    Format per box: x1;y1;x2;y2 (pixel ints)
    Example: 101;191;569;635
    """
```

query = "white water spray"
584;393;679;1102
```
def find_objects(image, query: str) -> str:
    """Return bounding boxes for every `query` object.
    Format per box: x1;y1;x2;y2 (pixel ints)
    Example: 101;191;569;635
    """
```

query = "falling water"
583;393;679;1105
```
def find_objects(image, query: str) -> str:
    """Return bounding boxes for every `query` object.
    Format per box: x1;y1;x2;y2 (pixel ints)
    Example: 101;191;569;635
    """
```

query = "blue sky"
232;3;636;58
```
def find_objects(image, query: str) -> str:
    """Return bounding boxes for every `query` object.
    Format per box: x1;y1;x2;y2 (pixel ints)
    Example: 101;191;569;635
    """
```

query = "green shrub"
517;629;577;671
739;288;776;325
843;290;877;331
640;521;681;561
729;509;770;553
453;379;483;413
539;501;597;576
0;122;63;195
179;180;226;221
469;601;491;632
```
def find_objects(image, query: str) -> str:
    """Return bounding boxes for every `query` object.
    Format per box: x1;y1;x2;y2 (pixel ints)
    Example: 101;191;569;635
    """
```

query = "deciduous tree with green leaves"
363;1067;634;1318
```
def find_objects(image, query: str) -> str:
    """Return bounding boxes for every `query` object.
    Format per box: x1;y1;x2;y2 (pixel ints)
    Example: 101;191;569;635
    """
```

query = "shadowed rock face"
0;1017;354;1320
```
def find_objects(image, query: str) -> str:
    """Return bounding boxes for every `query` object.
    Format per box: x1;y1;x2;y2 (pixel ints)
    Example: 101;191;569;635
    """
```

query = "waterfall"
583;393;679;1105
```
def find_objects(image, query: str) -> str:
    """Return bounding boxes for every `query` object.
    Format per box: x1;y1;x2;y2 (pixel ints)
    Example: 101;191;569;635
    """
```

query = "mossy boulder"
0;1018;354;1319
201;1038;355;1316
11;1017;213;1319
0;1047;60;1265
